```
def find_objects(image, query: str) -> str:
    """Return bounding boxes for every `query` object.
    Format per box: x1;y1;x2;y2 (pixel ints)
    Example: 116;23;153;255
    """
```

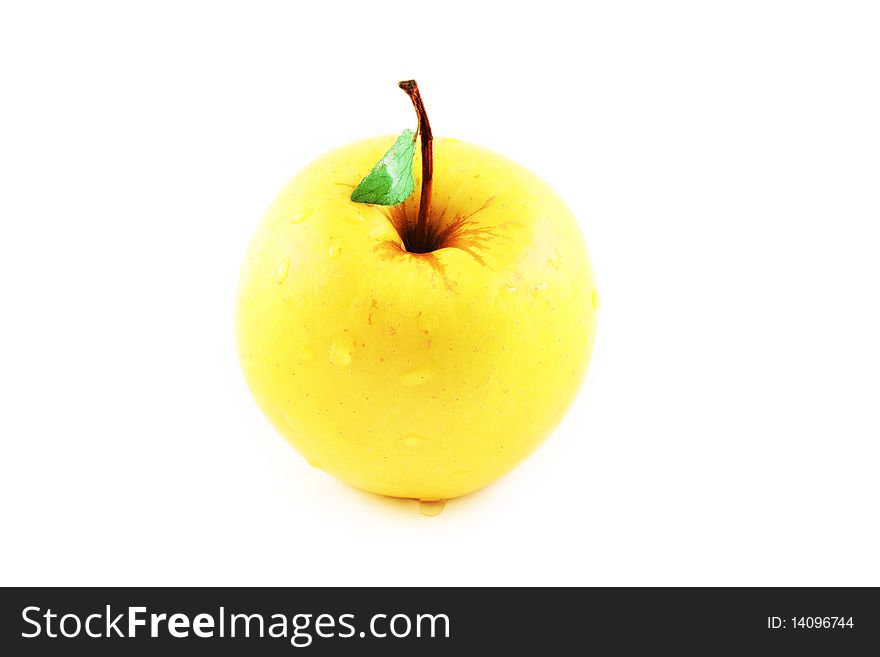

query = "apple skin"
236;136;598;500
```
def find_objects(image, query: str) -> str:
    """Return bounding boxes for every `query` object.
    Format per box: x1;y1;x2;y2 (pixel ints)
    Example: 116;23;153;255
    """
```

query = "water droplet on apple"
289;211;309;224
505;285;519;294
275;257;290;285
368;219;392;240
399;363;436;387
416;311;438;335
418;500;445;517
592;288;601;310
328;338;353;367
327;237;342;258
402;435;426;447
297;343;314;362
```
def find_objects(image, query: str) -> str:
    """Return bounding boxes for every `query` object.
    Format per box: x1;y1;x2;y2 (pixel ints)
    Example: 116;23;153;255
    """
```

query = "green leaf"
351;129;416;205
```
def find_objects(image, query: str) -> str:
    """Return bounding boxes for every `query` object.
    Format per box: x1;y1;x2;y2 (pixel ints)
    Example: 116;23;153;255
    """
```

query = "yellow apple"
236;134;598;501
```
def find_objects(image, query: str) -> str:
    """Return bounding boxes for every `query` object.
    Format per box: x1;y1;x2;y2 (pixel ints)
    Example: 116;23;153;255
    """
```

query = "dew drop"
402;435;426;448
328;338;353;367
419;500;446;517
505;285;519;294
368;220;391;239
592;288;601;310
275;257;290;285
399;363;436;387
416;311;438;336
289;211;309;224
297;343;314;362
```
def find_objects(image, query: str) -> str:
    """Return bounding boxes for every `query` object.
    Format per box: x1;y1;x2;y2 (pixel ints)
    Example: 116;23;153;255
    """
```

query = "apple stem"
399;80;433;252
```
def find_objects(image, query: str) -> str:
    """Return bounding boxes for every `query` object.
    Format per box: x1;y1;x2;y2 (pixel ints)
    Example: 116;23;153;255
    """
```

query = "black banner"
1;587;876;654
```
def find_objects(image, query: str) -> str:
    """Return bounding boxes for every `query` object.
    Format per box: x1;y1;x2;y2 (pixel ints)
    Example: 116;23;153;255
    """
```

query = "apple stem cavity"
398;80;433;253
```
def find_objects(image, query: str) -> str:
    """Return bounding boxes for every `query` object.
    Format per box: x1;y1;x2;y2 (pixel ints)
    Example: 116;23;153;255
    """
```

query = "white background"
1;1;878;586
